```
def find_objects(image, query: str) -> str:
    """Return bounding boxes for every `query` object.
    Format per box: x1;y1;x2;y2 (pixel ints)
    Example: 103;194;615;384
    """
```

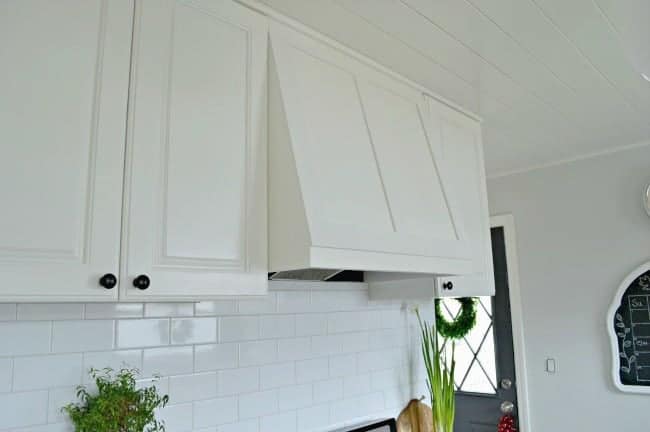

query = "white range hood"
268;23;477;280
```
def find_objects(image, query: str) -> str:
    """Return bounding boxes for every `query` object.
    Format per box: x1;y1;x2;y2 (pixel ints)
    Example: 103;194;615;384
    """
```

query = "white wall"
0;282;429;432
488;144;650;431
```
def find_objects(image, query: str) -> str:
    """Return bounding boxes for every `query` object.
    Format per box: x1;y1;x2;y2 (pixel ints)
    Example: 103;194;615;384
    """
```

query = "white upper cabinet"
121;0;268;300
0;0;133;301
269;23;473;275
426;96;495;297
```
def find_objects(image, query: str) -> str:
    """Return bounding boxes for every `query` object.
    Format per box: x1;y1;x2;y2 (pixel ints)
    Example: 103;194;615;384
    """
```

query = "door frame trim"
490;214;531;432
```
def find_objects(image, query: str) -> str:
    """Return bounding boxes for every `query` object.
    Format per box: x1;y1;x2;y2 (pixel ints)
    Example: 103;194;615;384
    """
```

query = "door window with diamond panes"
440;297;497;394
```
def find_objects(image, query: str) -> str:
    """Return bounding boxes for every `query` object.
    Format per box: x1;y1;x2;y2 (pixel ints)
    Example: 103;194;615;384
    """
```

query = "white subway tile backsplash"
0;391;48;429
220;316;259;342
143;346;193;377
193;397;238;428
260;362;295;390
169;372;217;404
259;315;295;339
261;411;297;432
296;358;329;384
295;313;327;336
194;343;237;372
84;303;143;319
171;317;217;345
238;389;278;419
0;358;13;393
82;349;142;377
297;404;330;432
237;292;277;314
277;383;313;410
159;403;193;432
52;320;114;353
0;322;51;356
239;340;277;367
13;354;83;391
17;304;83;321
145;303;194;318
0;283;416;432
117;319;169;348
218;367;259;396
195;300;236;316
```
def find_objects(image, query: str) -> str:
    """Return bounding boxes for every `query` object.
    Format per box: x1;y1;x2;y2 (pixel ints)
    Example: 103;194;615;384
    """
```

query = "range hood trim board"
268;23;475;279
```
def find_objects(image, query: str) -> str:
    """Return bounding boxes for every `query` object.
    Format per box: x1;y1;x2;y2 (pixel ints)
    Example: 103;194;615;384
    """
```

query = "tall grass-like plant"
416;309;456;432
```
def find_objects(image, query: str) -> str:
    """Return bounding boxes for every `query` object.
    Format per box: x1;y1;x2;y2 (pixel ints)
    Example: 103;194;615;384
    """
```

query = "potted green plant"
416;309;456;432
62;368;169;432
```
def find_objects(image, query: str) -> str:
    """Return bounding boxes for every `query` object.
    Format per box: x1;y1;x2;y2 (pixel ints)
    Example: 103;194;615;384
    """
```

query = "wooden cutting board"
397;399;434;432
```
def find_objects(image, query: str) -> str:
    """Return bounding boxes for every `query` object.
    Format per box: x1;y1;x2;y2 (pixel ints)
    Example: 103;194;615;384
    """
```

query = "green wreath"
435;297;477;339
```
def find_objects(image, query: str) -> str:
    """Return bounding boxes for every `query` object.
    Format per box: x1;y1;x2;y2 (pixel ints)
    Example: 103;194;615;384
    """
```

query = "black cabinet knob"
442;281;454;290
99;273;117;289
133;275;150;290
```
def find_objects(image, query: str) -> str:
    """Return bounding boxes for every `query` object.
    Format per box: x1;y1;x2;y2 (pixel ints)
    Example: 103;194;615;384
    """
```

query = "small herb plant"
62;368;169;432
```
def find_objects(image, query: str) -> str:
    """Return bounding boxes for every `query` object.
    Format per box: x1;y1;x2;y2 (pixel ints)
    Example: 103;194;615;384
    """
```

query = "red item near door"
497;415;517;432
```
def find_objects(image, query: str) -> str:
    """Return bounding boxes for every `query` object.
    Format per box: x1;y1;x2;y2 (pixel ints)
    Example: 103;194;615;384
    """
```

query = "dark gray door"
440;227;518;432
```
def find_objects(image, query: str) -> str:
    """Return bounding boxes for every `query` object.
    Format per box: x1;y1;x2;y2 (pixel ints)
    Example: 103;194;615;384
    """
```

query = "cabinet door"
122;0;267;300
0;0;133;302
426;97;495;297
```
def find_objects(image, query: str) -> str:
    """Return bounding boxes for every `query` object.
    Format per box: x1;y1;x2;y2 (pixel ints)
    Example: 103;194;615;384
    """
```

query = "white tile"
17;303;83;321
195;300;236;316
195;343;237;372
371;368;407;391
260;362;295;390
295;314;327;336
169;372;217;404
237;292;276;314
0;304;17;321
117;319;169;348
218;367;259;396
238;390;278;419
11;422;70;432
329;397;359;425
193;397;237;428
0;391;48;429
13;354;83;391
158;403;193;432
0;358;13;392
343;374;371;398
143;346;193;377
357;391;385;414
328;311;370;333
311;290;367;312
277;337;312;361
339;332;370;354
259;315;295;339
145;303;194;317
85;303;143;319
277;384;312;410
82;349;142;379
0;321;51;356
261;411;296;432
171;317;217;345
329;353;357;377
239;340;277;367
219;419;259;432
297;404;329;432
311;335;341;357
313;378;343;403
47;386;77;423
136;376;169;396
296;358;329;383
52;320;114;353
276;291;310;313
220;316;259;342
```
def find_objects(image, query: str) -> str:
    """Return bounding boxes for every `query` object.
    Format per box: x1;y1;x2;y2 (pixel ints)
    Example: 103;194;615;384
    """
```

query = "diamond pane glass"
441;296;497;394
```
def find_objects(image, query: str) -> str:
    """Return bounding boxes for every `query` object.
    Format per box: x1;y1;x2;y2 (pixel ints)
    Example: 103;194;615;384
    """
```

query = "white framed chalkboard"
607;261;650;394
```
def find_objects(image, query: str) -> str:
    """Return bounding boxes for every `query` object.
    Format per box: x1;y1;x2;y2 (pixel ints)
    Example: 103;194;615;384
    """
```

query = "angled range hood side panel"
268;42;312;272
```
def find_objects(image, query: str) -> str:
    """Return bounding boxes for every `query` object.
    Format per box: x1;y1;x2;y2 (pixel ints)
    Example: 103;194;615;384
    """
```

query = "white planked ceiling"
258;0;650;177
